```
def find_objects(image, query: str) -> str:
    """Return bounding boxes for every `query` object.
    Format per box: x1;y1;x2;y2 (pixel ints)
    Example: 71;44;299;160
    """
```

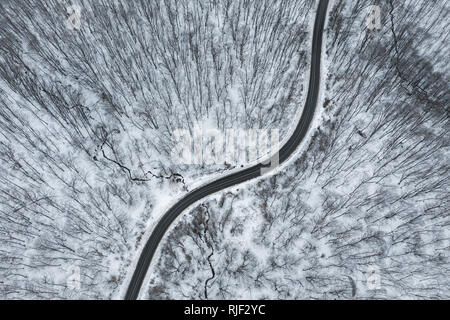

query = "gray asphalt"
125;0;329;300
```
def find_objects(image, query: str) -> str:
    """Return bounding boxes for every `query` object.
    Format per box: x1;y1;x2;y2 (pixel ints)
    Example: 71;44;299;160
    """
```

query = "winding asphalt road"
125;0;329;300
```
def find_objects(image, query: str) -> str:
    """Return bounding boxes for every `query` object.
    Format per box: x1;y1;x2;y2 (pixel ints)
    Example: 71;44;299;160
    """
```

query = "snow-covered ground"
0;0;315;299
146;0;449;300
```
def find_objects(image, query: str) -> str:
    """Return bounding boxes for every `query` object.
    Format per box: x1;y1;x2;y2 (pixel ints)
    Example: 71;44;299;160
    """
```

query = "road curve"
125;0;329;300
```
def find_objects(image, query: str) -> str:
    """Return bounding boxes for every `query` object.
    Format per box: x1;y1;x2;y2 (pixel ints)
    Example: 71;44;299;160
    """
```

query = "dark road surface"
125;0;329;300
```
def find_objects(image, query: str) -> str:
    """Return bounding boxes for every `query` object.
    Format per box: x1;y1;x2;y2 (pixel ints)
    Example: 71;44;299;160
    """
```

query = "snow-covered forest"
147;0;450;299
0;0;315;298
